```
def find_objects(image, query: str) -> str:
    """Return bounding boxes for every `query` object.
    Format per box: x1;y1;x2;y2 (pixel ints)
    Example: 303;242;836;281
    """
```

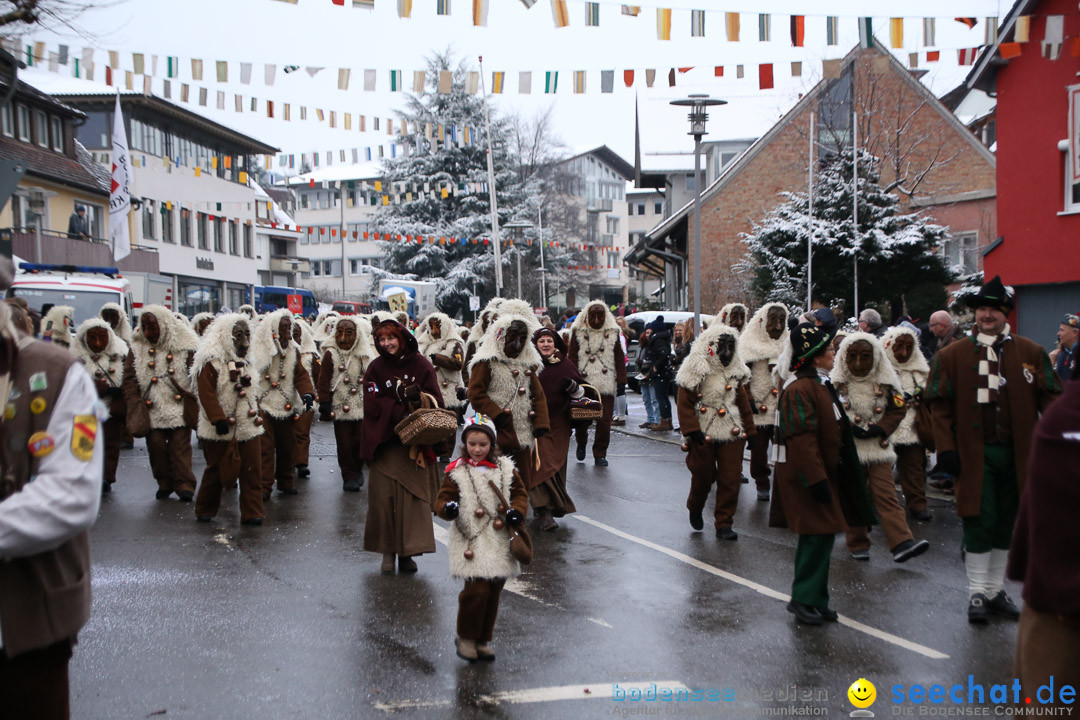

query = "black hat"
963;275;1015;314
790;322;831;371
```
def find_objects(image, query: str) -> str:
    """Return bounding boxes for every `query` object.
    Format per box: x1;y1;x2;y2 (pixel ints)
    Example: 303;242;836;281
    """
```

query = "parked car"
331;301;372;315
624;311;713;393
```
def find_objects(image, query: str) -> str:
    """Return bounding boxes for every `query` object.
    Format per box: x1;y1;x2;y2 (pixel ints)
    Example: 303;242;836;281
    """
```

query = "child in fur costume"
675;323;756;540
832;332;929;563
881;326;933;521
434;414;528;663
74;318;128;492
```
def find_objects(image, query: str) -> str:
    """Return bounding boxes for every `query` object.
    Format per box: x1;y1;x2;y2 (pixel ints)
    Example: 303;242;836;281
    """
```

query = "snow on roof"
282;162;384;186
252;180;297;227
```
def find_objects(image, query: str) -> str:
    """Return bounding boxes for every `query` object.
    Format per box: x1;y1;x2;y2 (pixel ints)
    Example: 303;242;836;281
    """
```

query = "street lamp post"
503;218;533;300
670;94;726;334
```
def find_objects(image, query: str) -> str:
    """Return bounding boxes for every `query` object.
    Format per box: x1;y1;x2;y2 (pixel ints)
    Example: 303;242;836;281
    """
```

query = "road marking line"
431;522;612;628
572;514;949;660
374;680;690;712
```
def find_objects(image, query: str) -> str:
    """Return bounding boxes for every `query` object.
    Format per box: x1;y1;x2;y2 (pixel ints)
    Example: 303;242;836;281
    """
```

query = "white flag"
109;93;132;261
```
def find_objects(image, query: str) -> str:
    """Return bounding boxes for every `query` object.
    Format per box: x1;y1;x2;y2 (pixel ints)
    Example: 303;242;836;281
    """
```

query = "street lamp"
503;218;532;300
670;94;726;334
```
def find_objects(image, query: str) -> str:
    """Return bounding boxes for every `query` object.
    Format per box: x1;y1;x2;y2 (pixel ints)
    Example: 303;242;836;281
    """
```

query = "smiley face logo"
848;678;876;709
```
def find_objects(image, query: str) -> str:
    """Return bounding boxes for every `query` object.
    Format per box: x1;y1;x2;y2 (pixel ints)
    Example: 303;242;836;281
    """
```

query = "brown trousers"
0;639;72;720
574;394;615;459
196;438;264;522
294;411;314;467
846;461;915;552
747;425;773;492
685;439;746;529
333;420;364;483
103;414;124;484
261;415;297;492
458;578;507;643
1015;605;1080;708
146;427;196;494
895;444;928;512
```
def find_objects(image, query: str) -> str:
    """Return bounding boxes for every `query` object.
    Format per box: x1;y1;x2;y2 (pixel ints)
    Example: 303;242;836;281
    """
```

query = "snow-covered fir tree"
739;148;955;321
373;51;584;318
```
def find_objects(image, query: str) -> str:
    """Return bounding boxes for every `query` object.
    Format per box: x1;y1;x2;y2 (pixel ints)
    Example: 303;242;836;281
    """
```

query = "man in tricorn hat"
927;275;1062;624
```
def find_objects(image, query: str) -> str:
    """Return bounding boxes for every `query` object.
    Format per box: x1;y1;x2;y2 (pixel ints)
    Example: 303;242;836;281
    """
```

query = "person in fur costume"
238;304;256;321
74;318;128;493
190;312;215;337
291;317;320;480
831;332;929;563
100;302;133;345
739;303;789;502
675;323;756;540
369;310;396;327
318;316;376;492
122;305;200;501
568;300;626;466
462;305;497;386
251;309;315;498
191;314;265;525
41;305;75;349
717;302;748;334
434;414;528;663
468;315;551;489
416;312;467;422
881;326;933;522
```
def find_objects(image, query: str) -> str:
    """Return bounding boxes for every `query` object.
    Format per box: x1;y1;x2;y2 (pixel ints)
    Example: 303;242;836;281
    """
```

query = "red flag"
955;17;976;28
759;63;774;90
999;42;1022;59
623;69;634;87
714;66;724;76
926;51;940;62
790;15;805;47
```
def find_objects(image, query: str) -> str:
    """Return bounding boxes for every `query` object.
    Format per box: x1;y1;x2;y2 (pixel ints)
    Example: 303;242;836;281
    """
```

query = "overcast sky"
19;0;1005;168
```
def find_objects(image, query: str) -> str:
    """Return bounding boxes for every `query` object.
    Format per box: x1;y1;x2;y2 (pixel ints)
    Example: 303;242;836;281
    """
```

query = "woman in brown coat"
530;327;584;530
770;323;874;626
360;320;444;574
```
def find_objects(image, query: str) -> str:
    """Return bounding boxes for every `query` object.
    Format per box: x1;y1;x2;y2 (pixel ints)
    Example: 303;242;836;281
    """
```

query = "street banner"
109;92;131;261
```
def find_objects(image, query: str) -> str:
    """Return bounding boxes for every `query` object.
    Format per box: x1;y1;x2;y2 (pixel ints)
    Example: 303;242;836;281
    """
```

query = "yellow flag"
890;18;903;48
725;12;740;41
656;8;671;40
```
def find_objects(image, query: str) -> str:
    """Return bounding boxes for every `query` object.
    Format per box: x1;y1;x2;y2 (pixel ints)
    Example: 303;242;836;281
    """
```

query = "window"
16;105;30;142
720;151;738;168
51;117;63;152
321;228;331;244
607;251;620;268
142;199;156;239
180;210;192;246
162;205;174;243
300;230;309;244
312;261;321;277
349;259;360;275
243;223;253;258
654;201;663;215
685;173;697;192
636;202;645;216
214;217;225;252
83;202;105;238
942;232;979;275
300;193;309;209
332;227;341;244
197;212;208;249
229;220;238;255
1;105;11;137
606;216;619;234
35;112;48;148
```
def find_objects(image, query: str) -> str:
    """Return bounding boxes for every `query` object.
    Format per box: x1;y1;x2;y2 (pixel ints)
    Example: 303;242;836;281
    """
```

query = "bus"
247;285;317;316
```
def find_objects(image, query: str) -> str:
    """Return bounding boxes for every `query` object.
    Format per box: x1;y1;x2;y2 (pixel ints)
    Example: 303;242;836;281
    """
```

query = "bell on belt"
704;435;713;443
279;373;286;379
854;415;863;424
526;370;533;377
271;382;279;389
151;376;159;384
843;402;851;410
247;409;257;418
168;368;175;375
166;354;173;361
528;410;536;419
725;384;732;391
148;361;156;369
680;441;689;452
493;518;504;529
731;427;742;436
173;394;181;402
254;416;264;427
338;364;345;372
463;549;474;560
512;370;519;377
601;367;608;374
234;383;242;391
343;377;351;385
875;388;884;397
589;356;596;362
284;403;292;412
760;404;768;413
228;416;236;425
292;414;300;422
108;368;115;374
518;387;526;395
474;507;486;517
148;348;155;356
342;405;350;413
873;406;882;414
879;439;890;449
238;390;247;398
329;412;336;420
718;408;727;416
697;392;703;399
95;370;103;378
771;388;779;396
145;400;153;407
264;374;271;381
700;407;708;414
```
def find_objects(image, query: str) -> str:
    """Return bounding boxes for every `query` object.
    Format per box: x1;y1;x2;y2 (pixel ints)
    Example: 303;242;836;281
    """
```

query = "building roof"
0;134;109;196
562;145;634;180
280;161;384;186
964;0;1033;93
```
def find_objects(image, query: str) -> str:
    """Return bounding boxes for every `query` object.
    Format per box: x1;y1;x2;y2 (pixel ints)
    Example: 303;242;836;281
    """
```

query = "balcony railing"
586;197;614;213
5;228;160;274
270;256;311;273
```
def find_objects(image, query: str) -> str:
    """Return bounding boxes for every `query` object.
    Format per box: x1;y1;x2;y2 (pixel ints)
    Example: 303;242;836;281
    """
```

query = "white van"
7;262;135;326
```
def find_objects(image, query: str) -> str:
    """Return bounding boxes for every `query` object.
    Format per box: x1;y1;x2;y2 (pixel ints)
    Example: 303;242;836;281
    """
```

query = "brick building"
628;44;997;317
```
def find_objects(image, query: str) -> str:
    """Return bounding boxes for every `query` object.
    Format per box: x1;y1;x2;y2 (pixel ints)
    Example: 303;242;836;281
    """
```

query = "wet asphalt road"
73;396;1022;719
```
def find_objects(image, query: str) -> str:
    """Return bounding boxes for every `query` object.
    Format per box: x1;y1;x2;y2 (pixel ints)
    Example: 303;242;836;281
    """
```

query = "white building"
253;183;306;287
55;88;278;315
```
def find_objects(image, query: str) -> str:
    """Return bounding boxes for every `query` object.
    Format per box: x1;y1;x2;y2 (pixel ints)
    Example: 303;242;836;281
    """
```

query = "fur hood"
292;317;319;356
675;323;750;389
469;314;543;371
370;310;396;327
100;302;133;343
322;315;375;359
74;318;128;363
880;326;930;376
312;312;340;344
238;304;256;319
41;305;75;347
415;312;461;347
830;332;902;388
132;305;198;353
739;303;789;364
250;308;299;372
190;313;252;383
497;299;540;330
569;300;618;334
190;311;215;336
717;303;748;332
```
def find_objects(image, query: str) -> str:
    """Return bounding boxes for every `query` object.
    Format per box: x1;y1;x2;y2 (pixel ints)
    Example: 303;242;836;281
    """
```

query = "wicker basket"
395;392;459;446
568;384;604;421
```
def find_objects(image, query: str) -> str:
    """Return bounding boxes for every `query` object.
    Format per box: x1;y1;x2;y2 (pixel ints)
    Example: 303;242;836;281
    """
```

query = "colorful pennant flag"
758;63;773;90
397;0;412;17
585;2;599;26
472;0;488;26
545;71;558;93
691;10;704;37
338;68;351;90
826;16;838;45
491;71;504;93
984;17;998;45
656;8;671;40
955;17;977;29
1015;16;1030;42
758;14;770;41
923;18;936;46
790;15;804;46
573;70;586;93
858;18;873;48
624;69;634;86
957;47;979;65
621;5;640;17
551;0;569;28
890;18;903;48
725;12;739;41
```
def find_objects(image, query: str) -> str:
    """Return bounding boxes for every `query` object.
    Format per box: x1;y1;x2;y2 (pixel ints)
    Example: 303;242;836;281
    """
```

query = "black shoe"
850;549;870;561
155;489;172;500
892;538;929;563
196;516;212;523
910;509;934;522
343;477;361;492
594;457;608;467
716;527;738;541
241;517;263;526
786;601;823;626
741;474;750;484
296;464;311;478
356;471;365;488
689;509;704;531
278;487;299;495
986;590;1021;619
101;481;112;495
968;593;989;624
757;490;770;501
177;490;194;502
815;606;839;622
576;444;587;461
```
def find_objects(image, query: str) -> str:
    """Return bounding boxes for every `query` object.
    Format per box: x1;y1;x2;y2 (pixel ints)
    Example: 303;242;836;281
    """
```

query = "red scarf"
446;457;498;471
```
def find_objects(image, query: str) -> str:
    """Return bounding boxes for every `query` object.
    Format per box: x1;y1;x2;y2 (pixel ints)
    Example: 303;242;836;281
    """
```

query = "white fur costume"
100;302;133;344
321;316;375;420
469;315;544;451
130;304;198;429
251;308;306;420
739;303;789;428
446;456;522;580
41;305;75;348
569;300;620;397
831;331;905;465
717;303;749;334
74;318;128;392
190;313;263;442
675;323;752;442
881;326;930;447
416;312;466;409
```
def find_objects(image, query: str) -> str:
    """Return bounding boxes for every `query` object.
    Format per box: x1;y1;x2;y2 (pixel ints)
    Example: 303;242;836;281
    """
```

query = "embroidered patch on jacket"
71;414;98;461
1021;363;1035;384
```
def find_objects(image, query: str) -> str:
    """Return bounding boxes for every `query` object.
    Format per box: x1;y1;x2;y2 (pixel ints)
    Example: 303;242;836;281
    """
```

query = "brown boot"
538;508;559;532
381;554;396;574
398;555;418;573
475;642;495;661
456;636;478;662
653;418;673;431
